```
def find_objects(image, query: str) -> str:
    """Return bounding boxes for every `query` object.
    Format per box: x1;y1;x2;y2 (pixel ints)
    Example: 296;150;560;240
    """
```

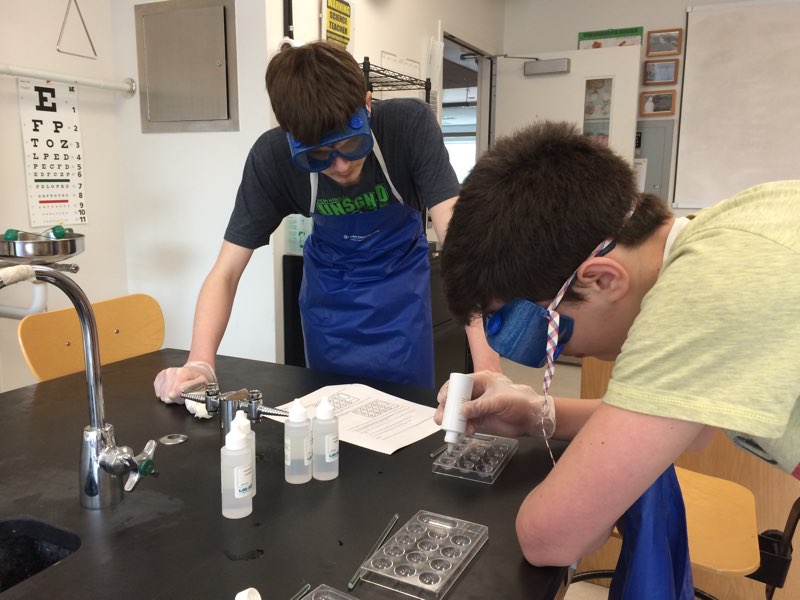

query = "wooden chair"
577;357;800;600
17;293;164;381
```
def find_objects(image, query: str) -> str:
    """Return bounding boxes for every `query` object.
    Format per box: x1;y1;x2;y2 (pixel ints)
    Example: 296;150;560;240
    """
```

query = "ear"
365;91;372;113
574;257;630;302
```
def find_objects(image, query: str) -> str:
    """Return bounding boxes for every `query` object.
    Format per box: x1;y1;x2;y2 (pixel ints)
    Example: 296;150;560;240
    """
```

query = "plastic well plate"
432;433;518;484
359;510;488;600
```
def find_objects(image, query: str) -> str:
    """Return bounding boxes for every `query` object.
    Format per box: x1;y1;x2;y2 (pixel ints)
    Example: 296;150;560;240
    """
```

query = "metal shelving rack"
360;57;431;105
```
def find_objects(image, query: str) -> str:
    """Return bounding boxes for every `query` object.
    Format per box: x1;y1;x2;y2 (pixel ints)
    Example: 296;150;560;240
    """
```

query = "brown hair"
441;121;672;325
265;41;367;144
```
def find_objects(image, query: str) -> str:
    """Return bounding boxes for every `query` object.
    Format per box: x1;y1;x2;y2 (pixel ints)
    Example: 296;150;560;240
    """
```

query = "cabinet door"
494;45;640;163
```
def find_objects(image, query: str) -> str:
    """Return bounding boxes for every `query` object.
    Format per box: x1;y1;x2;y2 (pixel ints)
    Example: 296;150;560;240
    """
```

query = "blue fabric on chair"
609;464;695;600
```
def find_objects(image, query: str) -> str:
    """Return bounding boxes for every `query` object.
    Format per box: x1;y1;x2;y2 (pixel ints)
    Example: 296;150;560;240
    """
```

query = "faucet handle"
124;440;157;492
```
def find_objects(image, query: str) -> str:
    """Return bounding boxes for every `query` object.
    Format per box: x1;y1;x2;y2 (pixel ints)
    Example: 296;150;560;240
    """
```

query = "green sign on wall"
578;27;643;50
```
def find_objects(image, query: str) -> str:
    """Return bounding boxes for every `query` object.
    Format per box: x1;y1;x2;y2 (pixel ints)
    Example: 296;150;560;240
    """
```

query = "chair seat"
606;467;760;578
676;466;760;576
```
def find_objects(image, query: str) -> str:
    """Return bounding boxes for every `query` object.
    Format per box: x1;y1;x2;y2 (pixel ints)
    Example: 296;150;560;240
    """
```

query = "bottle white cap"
232;409;251;434
288;398;308;423
444;430;461;444
225;424;247;451
315;396;334;420
234;588;262;600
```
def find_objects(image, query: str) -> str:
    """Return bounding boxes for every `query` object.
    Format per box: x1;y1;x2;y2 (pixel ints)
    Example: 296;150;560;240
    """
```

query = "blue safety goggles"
286;107;373;172
484;302;574;369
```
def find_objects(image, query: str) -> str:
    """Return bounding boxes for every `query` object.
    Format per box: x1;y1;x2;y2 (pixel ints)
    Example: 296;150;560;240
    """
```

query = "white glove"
438;370;557;440
153;360;216;404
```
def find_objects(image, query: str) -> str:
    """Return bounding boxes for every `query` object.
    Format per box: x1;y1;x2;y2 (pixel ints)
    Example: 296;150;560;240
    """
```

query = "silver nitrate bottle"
284;399;312;484
232;410;256;496
313;395;339;481
221;417;253;518
441;373;474;453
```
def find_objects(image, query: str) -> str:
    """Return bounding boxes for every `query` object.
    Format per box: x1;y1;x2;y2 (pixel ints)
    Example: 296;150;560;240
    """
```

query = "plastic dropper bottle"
221;421;253;518
313;396;339;481
284;399;312;484
232;410;256;496
441;373;474;453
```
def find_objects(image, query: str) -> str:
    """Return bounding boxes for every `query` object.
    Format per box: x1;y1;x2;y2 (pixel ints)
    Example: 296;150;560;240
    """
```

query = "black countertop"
0;349;566;599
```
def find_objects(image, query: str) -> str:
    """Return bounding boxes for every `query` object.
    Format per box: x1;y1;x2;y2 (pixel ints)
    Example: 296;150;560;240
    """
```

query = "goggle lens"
287;107;373;172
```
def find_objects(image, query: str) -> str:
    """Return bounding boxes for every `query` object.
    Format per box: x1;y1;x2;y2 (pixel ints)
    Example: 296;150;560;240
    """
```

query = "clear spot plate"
360;510;488;600
432;433;518;484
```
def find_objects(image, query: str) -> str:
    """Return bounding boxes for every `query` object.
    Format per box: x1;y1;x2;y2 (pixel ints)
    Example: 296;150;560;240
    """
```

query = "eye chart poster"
18;78;88;227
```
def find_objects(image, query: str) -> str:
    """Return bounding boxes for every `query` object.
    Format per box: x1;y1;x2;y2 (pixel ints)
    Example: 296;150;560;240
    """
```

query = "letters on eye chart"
18;79;87;227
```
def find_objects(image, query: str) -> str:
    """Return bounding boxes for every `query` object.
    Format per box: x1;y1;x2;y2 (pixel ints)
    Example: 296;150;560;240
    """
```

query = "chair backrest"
17;293;165;381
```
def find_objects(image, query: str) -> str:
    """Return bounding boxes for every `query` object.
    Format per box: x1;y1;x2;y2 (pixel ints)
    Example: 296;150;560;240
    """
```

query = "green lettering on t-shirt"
316;183;392;216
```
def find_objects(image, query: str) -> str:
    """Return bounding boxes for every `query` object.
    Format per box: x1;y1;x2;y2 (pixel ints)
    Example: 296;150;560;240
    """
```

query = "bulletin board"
673;1;800;208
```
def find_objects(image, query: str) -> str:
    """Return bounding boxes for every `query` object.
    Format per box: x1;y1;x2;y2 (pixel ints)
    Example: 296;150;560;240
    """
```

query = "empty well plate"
359;510;488;600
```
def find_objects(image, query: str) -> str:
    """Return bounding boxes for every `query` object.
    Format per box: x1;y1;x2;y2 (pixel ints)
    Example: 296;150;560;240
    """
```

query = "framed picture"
646;28;683;56
639;90;676;117
643;58;679;85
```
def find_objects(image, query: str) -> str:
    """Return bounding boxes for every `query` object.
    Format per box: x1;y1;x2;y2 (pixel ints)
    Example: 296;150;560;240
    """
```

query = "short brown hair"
265;41;367;144
441;121;672;325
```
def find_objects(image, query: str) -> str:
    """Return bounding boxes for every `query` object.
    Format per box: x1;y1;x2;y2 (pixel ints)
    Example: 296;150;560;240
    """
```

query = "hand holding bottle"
435;370;556;439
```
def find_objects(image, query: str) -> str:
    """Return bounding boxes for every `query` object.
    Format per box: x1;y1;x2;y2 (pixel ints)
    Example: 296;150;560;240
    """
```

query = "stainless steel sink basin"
0;518;80;592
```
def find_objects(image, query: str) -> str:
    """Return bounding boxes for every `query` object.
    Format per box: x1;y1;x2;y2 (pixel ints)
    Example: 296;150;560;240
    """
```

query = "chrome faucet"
181;382;288;440
0;264;156;509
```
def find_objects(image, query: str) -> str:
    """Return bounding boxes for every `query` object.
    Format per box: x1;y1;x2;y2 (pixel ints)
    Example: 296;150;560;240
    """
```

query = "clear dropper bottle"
232;410;256;496
284;399;312;484
221;421;253;518
313;396;339;481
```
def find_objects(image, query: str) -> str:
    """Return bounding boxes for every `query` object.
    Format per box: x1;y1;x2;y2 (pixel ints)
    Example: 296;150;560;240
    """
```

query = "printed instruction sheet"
271;384;439;454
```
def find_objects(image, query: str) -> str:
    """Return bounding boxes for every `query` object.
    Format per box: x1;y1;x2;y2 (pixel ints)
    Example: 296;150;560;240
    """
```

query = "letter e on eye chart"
18;78;88;227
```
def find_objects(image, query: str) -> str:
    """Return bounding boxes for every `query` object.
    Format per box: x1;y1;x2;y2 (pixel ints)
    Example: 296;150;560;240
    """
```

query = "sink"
0;518;81;592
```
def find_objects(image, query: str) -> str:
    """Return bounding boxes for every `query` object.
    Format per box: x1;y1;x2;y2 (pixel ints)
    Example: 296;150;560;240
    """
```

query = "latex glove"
435;370;556;439
153;360;216;404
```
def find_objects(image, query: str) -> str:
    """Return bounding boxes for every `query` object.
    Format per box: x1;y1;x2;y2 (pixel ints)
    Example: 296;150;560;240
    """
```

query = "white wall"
502;0;743;213
503;0;738;54
4;0;749;392
0;0;505;392
111;0;274;373
0;0;129;391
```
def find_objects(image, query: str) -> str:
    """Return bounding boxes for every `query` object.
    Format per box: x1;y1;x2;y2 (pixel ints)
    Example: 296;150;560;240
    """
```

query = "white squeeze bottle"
284;399;312;484
441;373;474;453
221;420;253;519
232;410;256;496
313;396;339;481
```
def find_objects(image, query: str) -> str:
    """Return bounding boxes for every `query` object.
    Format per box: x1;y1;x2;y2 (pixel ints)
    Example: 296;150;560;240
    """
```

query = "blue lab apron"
299;134;435;388
609;465;695;600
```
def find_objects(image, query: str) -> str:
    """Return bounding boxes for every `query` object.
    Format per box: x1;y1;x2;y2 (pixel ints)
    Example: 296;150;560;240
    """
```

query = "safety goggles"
483;239;617;369
287;107;373;172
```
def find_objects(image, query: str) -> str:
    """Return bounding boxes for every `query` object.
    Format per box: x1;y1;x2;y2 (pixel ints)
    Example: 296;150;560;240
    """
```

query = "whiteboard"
674;0;800;208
